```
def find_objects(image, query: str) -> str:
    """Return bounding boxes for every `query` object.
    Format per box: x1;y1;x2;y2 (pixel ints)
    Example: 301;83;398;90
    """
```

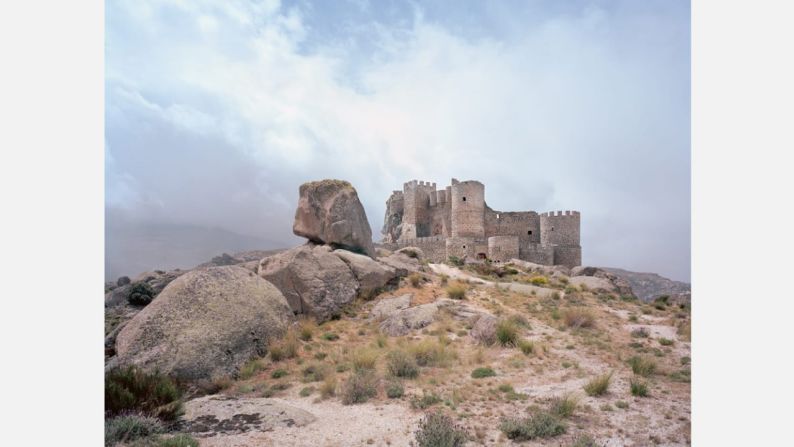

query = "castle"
381;178;581;268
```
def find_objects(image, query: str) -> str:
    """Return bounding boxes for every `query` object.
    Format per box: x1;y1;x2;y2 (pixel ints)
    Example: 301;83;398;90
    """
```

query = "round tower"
450;180;485;238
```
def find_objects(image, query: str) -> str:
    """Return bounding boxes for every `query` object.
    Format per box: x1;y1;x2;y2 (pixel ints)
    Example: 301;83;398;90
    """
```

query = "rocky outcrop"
293;179;375;257
571;266;634;297
396;246;424;260
181;395;316;436
378;252;422;276
114;266;293;381
379;301;444;336
332;249;399;298
508;259;571;278
381;191;404;244
370;293;412;320
470;314;498;345
601;267;689;302
134;269;186;296
258;244;359;322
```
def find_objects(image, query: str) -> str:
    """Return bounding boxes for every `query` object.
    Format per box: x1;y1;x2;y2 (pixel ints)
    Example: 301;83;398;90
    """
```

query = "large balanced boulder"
292;179;375;257
333;249;399;298
114;266;293;381
258;244;359;322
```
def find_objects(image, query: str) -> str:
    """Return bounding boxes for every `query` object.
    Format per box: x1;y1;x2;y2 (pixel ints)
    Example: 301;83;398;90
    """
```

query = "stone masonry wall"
488;236;520;262
450;180;485;238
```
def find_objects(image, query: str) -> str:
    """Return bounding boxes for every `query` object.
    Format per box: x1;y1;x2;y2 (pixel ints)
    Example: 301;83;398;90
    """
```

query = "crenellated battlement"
390;177;580;267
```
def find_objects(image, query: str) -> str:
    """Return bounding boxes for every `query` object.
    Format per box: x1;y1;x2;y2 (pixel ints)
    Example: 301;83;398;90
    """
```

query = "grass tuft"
341;370;378;405
415;411;468;447
499;411;566;441
583;372;612;397
630;379;649;397
471;367;496;379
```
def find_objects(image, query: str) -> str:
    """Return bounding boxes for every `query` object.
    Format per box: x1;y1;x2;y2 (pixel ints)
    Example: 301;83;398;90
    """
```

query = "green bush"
271;368;288;379
570;434;598;447
299;386;315;397
302;363;331;382
530;276;548;286
659;337;674;346
239;358;265;380
386;380;404;398
341;370;378;405
415;411;468;447
583;372;612;397
411;392;442;409
386;350;419;378
447;256;464;267
156;434;200;447
548;394;579;418
630;379;649;397
471;367;496;379
496;320;519;347
517;339;535;355
321;332;340;341
628;356;657;377
105;414;163;446
127;282;155;306
500;411;566;441
105;367;182;421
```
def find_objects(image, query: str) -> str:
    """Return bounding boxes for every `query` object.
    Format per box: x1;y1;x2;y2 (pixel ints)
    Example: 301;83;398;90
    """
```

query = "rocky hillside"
602;268;691;303
104;179;691;447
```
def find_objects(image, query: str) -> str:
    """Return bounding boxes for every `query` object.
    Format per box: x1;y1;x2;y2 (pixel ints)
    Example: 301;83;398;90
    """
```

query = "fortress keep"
381;178;581;267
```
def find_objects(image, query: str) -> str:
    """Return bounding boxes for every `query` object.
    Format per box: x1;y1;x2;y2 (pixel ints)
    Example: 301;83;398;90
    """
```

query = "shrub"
302;363;331;382
551;291;561;300
471;367;496;379
497;383;514;393
239;358;266;380
517;339;535;355
570;434;598;447
314;376;334;399
269;333;299;361
105;414;163;445
439;274;449;285
495;320;519;347
680;356;691;365
583;372;612;397
386;380;404;398
387;350;419;378
659;337;674;346
628;356;657;377
563;308;595;329
127;282;155;306
548;394;579;418
299;386;315;397
564;285;578;294
409;339;453;367
670;368;691;383
321;332;340;341
271;368;288;379
415;411;468;447
615;400;629;409
341;370;378;405
105;367;182;421
445;283;467;300
411;392;442;409
298;318;316;341
351;348;379;371
408;273;423;288
447;256;464;267
631;327;650;338
630;379;649;397
677;320;691;341
530;276;548;286
499;411;566;441
157;434;200;447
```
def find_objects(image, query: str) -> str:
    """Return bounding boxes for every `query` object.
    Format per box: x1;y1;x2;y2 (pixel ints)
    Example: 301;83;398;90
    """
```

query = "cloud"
106;0;690;280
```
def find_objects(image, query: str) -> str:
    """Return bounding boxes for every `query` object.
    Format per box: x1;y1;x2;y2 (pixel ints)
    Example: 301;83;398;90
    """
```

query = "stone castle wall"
389;179;581;267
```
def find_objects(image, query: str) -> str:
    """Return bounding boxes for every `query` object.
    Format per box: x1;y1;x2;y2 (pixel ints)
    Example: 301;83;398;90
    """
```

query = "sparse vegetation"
409;339;454;367
341;370;378;405
631;327;650;338
630;379;649;397
239;358;266;379
411;391;442;409
549;394;579;418
445;283;467;299
500;411;566;441
569;434;598;447
628;356;657;377
471;367;496;378
386;380;404;398
300;386;315;397
447;256;464;267
386;350;419;378
408;272;424;287
302;363;331;382
517;339;535;355
298;318;316;341
530;276;549;285
615;400;629;409
157;434;200;447
496;319;519;346
415;411;468;447
583;372;612;396
271;368;288;379
105;367;183;421
320;375;337;398
563;308;596;329
659;337;674;346
269;333;299;361
105;413;163;445
321;332;340;341
351;347;379;371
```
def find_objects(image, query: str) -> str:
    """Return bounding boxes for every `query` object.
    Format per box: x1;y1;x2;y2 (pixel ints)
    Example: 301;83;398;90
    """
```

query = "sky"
105;0;691;281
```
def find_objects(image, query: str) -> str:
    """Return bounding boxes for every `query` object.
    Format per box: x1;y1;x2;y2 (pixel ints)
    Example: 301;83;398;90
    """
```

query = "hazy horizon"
106;0;690;281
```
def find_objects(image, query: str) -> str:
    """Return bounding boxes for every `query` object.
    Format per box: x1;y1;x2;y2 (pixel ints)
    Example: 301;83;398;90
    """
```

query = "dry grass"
583;372;612;396
298;318;317;341
562;308;596;329
269;331;299;361
445;283;467;299
350;347;379;372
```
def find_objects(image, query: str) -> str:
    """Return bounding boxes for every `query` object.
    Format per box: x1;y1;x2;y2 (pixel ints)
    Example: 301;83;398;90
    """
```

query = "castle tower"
400;180;436;241
450;179;485;238
539;210;581;267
